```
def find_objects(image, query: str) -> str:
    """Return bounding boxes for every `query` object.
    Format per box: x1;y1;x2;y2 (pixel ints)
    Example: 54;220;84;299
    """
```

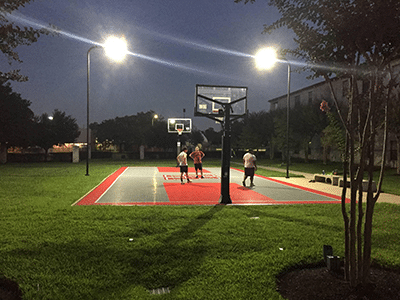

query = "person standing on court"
177;147;191;184
243;149;257;187
189;146;205;179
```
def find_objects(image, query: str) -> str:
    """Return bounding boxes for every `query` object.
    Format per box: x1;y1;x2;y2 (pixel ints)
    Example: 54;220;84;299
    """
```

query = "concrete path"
257;165;400;205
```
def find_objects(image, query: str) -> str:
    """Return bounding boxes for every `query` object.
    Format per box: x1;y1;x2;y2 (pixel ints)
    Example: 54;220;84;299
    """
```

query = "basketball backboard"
167;118;192;134
195;85;248;118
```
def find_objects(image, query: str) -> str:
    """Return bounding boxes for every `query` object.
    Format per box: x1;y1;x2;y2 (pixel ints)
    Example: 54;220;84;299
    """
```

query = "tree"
92;111;174;151
34;113;55;157
320;101;346;164
239;111;274;150
203;127;222;148
270;109;290;161
0;0;55;163
35;109;80;158
93;116;136;151
237;0;400;288
270;103;328;163
0;81;34;163
230;119;244;151
292;103;328;162
1;0;53;82
189;129;206;149
149;116;175;150
388;90;400;174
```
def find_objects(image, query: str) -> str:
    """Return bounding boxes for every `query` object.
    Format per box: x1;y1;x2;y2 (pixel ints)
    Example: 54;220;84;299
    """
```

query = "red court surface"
162;183;275;205
75;167;128;206
74;167;349;206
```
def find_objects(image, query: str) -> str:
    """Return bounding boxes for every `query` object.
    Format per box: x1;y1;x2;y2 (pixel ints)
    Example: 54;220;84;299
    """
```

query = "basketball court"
74;85;348;206
74;166;346;206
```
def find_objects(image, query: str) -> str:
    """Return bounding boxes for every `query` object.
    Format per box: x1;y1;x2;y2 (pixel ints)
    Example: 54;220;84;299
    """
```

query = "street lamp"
86;36;128;176
255;47;291;178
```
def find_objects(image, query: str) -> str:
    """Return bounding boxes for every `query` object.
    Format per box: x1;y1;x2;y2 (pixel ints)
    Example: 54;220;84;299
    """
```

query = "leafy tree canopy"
0;80;34;147
34;109;80;154
237;0;400;77
1;0;53;82
92;111;175;150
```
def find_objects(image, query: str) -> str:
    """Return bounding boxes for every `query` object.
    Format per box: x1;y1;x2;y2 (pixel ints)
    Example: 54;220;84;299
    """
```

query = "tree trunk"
0;144;7;164
362;193;375;284
357;182;364;284
349;153;357;287
304;142;309;162
397;136;400;175
361;75;389;285
269;138;275;160
45;148;49;161
362;133;377;285
323;145;328;164
342;135;350;281
348;75;357;287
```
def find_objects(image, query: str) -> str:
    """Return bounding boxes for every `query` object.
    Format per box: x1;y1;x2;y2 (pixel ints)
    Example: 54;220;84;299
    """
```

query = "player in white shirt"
177;147;191;184
242;149;257;187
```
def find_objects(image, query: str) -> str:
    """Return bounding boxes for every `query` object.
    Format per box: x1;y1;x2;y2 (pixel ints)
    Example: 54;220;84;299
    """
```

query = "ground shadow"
126;204;225;291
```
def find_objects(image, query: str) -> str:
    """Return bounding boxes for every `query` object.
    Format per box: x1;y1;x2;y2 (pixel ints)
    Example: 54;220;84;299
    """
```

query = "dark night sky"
2;0;321;130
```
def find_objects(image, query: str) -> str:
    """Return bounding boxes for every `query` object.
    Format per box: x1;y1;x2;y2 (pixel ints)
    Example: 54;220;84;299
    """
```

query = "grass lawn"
1;160;399;299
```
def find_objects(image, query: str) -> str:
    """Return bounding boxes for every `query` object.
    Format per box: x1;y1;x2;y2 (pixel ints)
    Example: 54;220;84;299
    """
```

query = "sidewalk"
258;165;400;205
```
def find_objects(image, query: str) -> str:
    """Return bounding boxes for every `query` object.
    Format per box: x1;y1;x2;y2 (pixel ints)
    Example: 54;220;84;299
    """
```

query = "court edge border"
73;166;350;206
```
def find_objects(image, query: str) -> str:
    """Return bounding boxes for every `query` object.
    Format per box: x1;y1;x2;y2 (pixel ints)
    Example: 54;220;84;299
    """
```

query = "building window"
295;95;300;107
270;102;278;110
308;91;313;105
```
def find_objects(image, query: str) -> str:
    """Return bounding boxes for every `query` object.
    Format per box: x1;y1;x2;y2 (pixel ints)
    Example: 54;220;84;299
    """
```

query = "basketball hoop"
177;128;183;135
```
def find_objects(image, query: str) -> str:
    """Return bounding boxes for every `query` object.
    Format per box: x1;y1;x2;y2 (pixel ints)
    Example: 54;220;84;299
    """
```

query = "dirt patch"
277;266;400;300
0;276;22;300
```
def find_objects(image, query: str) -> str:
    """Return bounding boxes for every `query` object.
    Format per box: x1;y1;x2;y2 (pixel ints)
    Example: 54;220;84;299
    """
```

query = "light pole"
86;36;128;176
285;61;291;179
255;47;291;178
86;45;99;176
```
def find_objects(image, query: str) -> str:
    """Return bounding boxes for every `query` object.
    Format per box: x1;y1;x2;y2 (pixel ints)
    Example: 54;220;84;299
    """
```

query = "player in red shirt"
189;146;205;179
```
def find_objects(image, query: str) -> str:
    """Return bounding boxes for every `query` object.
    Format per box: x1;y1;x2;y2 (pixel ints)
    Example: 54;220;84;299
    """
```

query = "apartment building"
267;76;398;167
268;77;354;111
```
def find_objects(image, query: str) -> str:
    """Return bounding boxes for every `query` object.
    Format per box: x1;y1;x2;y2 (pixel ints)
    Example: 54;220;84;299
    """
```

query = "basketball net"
177;129;183;136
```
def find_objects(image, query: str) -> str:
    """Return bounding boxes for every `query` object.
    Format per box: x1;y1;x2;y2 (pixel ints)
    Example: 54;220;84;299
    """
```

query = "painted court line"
73;167;128;206
157;167;212;173
264;176;343;201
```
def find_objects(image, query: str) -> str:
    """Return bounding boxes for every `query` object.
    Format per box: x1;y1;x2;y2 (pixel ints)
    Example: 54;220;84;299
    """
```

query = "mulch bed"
0;276;22;300
277;266;400;300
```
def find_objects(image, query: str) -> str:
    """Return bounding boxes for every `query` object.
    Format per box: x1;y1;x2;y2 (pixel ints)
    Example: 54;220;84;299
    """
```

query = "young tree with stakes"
237;0;400;287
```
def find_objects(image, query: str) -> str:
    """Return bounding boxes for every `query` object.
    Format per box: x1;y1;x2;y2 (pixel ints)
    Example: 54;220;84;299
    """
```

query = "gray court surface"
95;167;339;204
229;168;332;201
97;167;169;203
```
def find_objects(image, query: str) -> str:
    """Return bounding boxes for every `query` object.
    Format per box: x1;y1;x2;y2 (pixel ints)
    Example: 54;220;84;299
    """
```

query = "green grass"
378;168;400;195
260;158;344;175
1;160;400;299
